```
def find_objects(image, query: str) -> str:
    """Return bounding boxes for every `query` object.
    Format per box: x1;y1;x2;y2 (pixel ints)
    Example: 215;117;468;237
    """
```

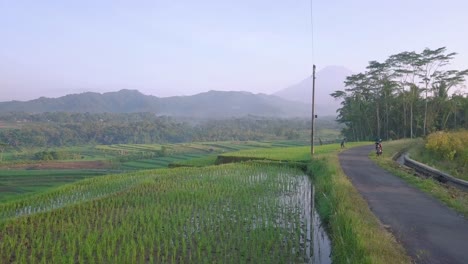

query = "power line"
310;0;316;158
310;0;315;65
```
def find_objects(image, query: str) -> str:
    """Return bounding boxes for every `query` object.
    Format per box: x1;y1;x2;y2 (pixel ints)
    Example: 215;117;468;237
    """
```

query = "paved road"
339;145;468;264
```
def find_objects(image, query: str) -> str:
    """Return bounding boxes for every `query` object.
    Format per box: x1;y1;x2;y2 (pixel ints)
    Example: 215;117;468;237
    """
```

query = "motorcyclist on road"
375;138;383;156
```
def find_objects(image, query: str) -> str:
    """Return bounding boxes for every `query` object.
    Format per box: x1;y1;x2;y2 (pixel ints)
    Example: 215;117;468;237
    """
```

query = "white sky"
1;0;467;101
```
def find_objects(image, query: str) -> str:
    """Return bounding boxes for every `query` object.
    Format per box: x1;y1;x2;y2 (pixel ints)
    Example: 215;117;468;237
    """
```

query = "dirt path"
339;145;468;264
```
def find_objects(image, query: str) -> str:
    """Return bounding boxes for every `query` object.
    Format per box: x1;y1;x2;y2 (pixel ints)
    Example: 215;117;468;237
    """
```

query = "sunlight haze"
1;0;467;101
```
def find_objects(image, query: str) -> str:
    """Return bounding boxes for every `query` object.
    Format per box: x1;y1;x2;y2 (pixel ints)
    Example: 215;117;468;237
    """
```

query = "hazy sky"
1;0;468;101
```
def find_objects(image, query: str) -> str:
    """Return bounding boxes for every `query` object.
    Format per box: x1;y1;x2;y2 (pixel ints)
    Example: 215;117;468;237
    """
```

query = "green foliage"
0;113;341;147
335;47;468;141
33;150;66;160
425;130;468;162
407;130;468;180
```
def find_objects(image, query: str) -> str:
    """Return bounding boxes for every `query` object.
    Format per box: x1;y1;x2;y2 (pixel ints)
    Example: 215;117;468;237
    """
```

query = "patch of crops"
0;170;109;202
170;155;219;167
0;164;317;263
270;140;309;147
120;162;164;170
220;142;371;163
220;146;311;162
96;144;163;153
0;171;145;221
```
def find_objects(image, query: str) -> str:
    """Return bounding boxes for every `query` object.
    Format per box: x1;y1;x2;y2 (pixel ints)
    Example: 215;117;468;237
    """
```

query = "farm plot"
0;164;318;263
0;170;109;202
219;146;311;162
169;155;219;167
116;141;283;170
219;142;371;163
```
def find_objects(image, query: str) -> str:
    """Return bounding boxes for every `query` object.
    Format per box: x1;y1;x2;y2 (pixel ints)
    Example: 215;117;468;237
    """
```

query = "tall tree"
334;47;468;141
387;51;421;138
417;47;457;135
366;60;393;139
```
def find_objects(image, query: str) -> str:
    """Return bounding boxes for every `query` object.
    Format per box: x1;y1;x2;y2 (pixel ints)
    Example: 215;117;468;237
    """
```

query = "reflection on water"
279;175;331;264
313;205;332;264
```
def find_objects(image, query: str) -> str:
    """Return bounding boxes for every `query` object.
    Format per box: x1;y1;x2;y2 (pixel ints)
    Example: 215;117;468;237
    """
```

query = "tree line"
0;112;340;148
332;47;468;141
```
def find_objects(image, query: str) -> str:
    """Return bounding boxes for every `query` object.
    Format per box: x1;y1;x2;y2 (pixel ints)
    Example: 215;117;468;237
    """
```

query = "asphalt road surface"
339;145;468;264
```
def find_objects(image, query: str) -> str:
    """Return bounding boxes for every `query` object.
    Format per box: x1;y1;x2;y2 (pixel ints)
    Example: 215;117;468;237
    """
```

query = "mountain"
274;65;353;116
0;89;158;113
0;89;311;118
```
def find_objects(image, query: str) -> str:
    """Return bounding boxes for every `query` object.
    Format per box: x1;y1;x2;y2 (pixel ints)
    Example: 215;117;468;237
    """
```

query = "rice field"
0;170;110;202
0;163;324;263
219;142;371;162
95;144;163;154
115;140;309;170
0;140;311;203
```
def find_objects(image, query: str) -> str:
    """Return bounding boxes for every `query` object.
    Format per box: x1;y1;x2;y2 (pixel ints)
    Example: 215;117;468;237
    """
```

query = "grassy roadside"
308;147;411;264
369;139;468;218
407;138;468;181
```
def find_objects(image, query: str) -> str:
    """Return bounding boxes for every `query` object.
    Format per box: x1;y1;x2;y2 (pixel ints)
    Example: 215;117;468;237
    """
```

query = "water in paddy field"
312;206;332;264
279;175;332;264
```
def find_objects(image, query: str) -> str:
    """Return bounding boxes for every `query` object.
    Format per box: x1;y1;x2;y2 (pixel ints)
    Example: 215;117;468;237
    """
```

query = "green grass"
370;139;468;218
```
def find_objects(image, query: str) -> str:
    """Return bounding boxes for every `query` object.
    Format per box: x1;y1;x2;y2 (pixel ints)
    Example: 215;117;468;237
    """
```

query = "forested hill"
0;89;311;118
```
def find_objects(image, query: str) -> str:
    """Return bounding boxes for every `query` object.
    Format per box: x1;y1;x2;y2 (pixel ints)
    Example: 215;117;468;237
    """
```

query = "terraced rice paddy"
0;170;109;202
115;140;309;170
0;163;324;263
220;142;370;162
0;140;310;202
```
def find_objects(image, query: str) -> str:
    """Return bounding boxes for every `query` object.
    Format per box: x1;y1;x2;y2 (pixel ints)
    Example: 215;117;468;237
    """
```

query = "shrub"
425;130;468;165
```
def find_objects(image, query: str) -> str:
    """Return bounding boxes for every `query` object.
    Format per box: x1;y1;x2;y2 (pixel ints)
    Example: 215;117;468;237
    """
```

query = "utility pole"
311;64;316;157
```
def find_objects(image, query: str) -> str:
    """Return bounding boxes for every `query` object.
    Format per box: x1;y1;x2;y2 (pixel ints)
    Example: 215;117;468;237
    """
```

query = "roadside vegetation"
409;130;468;181
309;144;411;264
370;138;468;218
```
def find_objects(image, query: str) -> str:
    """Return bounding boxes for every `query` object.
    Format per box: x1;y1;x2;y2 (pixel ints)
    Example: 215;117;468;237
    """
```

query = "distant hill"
0;89;311;118
274;65;353;116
